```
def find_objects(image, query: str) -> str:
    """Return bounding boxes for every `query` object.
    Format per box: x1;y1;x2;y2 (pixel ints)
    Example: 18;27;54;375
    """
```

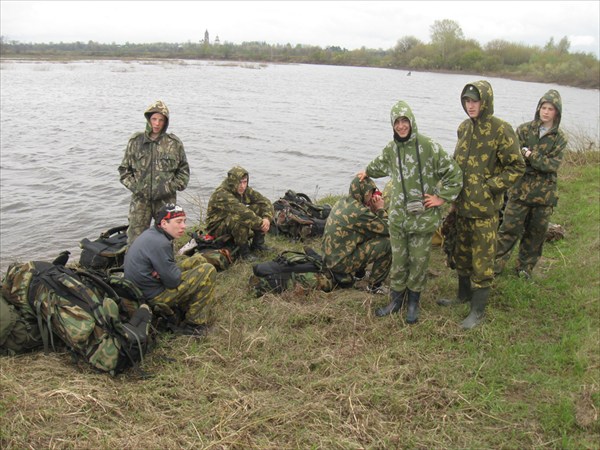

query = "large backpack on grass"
79;225;128;271
270;191;332;240
1;259;151;375
249;249;336;297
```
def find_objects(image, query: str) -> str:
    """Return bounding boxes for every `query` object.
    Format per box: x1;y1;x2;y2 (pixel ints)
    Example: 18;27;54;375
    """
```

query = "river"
1;59;598;272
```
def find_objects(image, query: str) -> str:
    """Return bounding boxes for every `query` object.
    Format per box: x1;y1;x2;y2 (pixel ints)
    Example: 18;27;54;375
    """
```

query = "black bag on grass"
79;225;128;271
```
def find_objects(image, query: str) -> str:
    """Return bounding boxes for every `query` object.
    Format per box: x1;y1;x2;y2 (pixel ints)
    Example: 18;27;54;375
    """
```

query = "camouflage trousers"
329;237;391;287
208;204;263;246
455;215;499;289
150;253;217;326
389;223;434;293
495;200;552;274
127;195;176;245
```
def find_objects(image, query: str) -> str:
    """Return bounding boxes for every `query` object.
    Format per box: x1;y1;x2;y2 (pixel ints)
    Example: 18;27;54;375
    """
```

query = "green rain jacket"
322;176;389;270
118;100;190;202
510;89;567;206
365;100;463;234
205;166;274;233
454;80;525;219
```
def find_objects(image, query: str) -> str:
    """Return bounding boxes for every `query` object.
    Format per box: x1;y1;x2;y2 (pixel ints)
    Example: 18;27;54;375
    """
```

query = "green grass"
1;156;599;449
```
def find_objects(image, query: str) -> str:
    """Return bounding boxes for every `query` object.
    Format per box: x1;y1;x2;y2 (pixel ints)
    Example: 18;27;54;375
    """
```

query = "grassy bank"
1;154;599;449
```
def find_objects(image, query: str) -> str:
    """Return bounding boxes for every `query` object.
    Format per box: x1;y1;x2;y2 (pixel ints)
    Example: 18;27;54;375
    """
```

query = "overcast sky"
1;1;599;56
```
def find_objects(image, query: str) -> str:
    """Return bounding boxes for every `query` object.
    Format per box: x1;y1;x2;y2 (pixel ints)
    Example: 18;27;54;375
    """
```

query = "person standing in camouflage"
205;166;274;261
124;204;218;336
118;100;190;245
438;81;525;329
358;100;463;324
495;90;567;279
321;176;391;293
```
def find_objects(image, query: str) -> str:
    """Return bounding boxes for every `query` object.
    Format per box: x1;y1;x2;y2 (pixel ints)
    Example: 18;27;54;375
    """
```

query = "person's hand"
356;171;368;181
424;194;445;208
260;217;271;233
151;270;161;279
370;195;385;213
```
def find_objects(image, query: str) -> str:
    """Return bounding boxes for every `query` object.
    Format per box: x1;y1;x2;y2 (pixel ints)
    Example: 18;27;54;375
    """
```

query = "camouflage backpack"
270;191;332;240
2;259;151;375
249;248;336;297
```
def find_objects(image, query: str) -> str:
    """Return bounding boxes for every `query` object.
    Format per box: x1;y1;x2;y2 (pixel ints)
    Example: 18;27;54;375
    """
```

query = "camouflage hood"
144;100;170;134
390;100;418;141
461;80;494;122
222;166;249;194
534;89;562;129
349;175;377;204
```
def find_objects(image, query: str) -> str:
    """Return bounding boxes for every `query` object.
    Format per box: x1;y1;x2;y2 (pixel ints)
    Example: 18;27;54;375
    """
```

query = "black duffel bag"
79;225;128;271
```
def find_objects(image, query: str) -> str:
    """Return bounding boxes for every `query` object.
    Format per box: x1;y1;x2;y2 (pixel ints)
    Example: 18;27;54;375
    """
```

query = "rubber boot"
461;287;490;329
124;304;152;346
437;275;471;307
375;289;405;317
239;244;258;262
405;290;420;325
250;232;272;252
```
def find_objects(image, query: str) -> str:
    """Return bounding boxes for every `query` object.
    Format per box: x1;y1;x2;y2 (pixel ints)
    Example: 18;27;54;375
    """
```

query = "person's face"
464;98;482;119
150;113;166;135
393;117;411;138
161;216;187;239
539;102;557;125
237;177;248;195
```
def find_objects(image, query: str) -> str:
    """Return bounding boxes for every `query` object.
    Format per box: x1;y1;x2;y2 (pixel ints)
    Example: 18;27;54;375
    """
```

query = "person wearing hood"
205;166;274;261
437;81;525;329
321;175;392;293
118;100;190;245
124;204;218;336
359;100;463;324
495;90;567;279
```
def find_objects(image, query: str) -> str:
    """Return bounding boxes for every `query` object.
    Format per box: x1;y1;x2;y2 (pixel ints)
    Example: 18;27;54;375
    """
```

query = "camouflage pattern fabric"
454;81;525;219
150;253;218;326
205;166;274;246
366;100;463;234
249;271;335;297
441;210;458;269
495;200;553;275
495;90;567;276
388;223;435;292
118;100;190;244
321;176;391;287
455;215;499;289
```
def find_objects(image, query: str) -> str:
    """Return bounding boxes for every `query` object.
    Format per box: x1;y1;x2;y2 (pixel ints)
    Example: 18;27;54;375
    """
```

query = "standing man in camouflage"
119;100;190;245
437;81;525;329
205;166;274;261
495;90;567;279
322;175;391;293
124;204;219;336
358;100;463;324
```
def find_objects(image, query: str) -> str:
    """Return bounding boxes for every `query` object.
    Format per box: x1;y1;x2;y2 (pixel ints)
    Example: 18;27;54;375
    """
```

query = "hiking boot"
239;244;258;262
405;290;420;325
250;233;272;253
375;289;406;317
461;287;489;329
437;275;471;307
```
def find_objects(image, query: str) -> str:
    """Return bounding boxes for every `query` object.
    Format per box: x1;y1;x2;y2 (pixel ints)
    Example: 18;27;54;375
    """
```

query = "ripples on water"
1;59;598;271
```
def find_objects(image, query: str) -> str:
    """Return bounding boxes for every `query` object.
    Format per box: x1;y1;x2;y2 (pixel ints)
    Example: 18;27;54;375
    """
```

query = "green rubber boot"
405;290;420;325
375;289;406;317
461;287;490;329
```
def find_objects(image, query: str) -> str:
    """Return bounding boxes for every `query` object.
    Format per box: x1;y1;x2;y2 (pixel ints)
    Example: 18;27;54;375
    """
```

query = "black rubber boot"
239;244;258;262
375;289;405;317
250;233;271;252
461;287;490;329
405;290;420;325
437;275;471;307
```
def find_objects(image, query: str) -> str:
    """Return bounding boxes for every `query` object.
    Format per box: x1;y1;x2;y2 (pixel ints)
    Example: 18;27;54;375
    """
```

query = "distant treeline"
1;20;598;89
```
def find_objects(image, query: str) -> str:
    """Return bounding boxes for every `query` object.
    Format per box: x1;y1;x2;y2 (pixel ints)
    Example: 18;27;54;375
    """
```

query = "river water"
1;59;598;272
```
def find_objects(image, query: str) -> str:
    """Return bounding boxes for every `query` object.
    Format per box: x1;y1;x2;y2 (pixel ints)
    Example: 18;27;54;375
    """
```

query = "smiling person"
438;81;525;329
124;204;218;336
118;100;190;245
358;100;462;324
495;90;567;279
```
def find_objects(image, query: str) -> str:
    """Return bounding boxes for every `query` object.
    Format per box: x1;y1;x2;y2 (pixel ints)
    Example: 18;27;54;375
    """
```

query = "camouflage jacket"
365;100;463;234
454;80;525;218
509;90;567;206
322;176;389;270
118;100;190;201
205;166;274;233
